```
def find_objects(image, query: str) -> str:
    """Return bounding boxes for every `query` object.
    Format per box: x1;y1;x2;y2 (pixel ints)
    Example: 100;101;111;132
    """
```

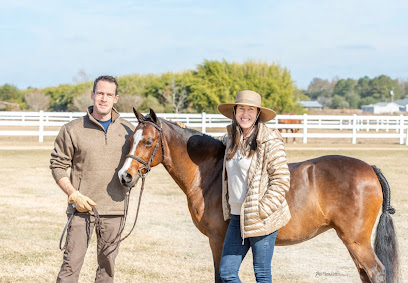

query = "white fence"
0;111;407;145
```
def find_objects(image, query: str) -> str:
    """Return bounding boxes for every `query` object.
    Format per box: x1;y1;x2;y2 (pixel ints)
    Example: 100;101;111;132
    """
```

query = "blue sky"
1;0;407;90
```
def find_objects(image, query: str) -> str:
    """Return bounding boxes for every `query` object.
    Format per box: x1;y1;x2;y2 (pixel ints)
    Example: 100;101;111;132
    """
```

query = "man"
50;75;135;282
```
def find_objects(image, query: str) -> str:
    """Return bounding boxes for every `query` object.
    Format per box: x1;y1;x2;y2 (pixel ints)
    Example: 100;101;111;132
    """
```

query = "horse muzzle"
119;171;140;188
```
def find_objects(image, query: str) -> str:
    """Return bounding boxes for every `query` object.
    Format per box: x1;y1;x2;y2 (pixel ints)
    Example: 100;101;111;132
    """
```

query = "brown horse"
118;109;399;283
278;113;302;143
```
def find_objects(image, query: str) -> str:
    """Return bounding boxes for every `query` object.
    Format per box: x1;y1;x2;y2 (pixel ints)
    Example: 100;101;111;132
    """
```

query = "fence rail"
0;111;407;145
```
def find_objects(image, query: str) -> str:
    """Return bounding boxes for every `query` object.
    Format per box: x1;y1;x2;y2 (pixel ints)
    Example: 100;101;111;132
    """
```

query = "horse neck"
161;122;201;196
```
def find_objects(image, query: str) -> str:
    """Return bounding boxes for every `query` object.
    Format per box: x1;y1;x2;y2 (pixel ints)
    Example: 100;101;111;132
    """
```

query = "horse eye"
145;140;153;146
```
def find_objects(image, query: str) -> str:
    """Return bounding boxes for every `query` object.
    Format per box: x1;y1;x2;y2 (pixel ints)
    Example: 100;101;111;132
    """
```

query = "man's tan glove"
68;191;96;213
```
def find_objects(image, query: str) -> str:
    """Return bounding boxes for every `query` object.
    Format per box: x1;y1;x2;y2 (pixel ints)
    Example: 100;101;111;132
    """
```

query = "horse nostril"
127;173;133;181
121;172;133;184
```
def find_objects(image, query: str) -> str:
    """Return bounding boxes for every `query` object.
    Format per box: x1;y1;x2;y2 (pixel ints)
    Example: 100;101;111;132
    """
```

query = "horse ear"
133;107;143;122
149;108;158;123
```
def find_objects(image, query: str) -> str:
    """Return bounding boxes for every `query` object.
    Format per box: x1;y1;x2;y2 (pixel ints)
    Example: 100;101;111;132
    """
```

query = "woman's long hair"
226;106;260;161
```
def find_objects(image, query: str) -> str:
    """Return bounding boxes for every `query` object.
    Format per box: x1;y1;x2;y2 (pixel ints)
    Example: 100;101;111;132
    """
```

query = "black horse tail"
372;165;400;283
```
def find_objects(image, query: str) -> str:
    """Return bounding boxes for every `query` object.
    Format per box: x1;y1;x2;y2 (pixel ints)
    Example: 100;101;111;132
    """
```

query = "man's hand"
68;191;96;212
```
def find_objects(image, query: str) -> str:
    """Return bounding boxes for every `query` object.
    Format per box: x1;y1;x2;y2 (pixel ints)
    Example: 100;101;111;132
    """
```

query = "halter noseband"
126;118;166;179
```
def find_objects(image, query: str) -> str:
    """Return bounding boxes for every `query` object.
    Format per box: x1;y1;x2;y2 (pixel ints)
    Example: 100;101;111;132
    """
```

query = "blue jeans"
219;215;278;283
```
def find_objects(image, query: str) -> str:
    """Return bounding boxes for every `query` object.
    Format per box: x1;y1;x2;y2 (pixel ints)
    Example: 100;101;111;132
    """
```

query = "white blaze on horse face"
118;129;144;180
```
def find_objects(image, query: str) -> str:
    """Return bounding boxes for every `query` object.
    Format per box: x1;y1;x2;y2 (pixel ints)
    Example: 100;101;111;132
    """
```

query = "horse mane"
161;118;220;142
139;113;225;162
161;118;226;164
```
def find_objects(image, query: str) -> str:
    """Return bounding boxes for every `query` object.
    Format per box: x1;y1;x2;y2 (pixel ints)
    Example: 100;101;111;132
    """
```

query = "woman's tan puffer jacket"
220;123;291;239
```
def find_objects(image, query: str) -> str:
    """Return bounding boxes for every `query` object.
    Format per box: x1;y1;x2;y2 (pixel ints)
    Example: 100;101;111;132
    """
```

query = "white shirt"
226;149;253;215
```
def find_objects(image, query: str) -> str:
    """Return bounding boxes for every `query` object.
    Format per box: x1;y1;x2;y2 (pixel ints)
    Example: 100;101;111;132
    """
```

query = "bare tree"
307;78;338;94
159;80;188;113
397;78;408;98
72;69;90;84
115;94;145;112
25;89;50;111
317;96;332;108
71;91;92;111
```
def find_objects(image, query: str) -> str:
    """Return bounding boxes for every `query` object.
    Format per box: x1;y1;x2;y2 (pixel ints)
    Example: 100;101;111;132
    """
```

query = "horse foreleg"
293;129;300;144
209;235;225;283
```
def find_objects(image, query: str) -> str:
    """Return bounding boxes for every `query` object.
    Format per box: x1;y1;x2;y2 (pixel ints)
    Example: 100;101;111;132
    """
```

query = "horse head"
118;108;165;188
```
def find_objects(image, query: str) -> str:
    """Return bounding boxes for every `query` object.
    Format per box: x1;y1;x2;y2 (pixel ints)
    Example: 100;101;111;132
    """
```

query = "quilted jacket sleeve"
49;125;74;182
258;138;290;219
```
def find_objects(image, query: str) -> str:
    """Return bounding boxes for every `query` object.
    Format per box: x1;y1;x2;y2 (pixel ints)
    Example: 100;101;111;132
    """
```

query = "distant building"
394;98;408;112
361;102;400;114
298;100;323;109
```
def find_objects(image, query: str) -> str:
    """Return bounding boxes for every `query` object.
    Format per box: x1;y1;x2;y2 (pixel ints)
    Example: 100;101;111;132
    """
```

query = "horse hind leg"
345;245;385;283
336;231;385;282
291;129;296;143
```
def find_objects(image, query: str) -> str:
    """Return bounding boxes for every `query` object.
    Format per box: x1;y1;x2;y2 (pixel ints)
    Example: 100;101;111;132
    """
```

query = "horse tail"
372;165;400;283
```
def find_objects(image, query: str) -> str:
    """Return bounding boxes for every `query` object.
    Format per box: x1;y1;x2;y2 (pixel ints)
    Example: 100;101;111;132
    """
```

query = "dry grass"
0;143;407;282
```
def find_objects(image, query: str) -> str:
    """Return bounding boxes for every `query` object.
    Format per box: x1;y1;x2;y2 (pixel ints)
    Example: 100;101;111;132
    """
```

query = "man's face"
91;80;119;120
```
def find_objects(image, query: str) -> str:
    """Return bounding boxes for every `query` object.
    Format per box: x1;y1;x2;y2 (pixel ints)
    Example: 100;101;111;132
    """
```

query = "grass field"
0;141;407;282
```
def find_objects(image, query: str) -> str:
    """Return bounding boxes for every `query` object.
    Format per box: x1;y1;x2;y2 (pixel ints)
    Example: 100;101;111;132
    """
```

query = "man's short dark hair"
93;75;119;95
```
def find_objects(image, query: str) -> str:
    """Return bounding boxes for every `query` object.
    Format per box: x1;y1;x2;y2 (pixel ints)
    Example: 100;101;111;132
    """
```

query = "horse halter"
126;118;166;179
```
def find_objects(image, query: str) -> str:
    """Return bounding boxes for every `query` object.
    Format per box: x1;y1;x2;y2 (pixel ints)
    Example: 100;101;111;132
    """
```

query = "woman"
217;90;291;283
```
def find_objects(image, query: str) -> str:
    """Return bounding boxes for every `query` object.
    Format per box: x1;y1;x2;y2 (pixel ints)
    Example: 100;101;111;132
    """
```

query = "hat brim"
217;103;277;122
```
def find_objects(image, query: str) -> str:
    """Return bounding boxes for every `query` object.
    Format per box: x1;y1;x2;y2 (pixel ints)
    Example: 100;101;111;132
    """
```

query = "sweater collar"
87;106;120;124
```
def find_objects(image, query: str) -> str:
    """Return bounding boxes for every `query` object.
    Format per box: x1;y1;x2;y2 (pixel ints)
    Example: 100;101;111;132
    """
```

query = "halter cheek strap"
125;119;166;178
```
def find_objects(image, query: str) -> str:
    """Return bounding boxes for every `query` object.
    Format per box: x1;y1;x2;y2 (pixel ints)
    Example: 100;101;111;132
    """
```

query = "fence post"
400;115;404;145
406;121;408;146
376;118;380;132
302;114;308;144
352;114;357;144
39;110;44;143
201;112;206;133
366;118;369;132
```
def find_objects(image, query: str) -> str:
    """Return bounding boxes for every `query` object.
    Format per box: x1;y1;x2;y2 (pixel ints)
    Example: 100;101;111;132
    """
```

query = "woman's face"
235;104;259;135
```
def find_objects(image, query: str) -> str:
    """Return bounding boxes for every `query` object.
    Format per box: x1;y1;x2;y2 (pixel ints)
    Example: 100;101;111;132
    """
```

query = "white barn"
361;102;400;114
298;100;323;109
394;98;408;112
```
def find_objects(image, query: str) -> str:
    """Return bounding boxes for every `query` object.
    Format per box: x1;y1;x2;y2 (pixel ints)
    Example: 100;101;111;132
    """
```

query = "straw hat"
217;90;277;122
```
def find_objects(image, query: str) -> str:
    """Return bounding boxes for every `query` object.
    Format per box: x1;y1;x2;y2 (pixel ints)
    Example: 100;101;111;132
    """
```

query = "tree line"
0;60;302;113
1;60;407;113
304;75;408;109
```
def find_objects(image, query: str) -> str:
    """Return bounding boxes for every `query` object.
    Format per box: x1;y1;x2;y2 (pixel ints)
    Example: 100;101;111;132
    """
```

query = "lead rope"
59;211;75;251
94;176;146;246
59;178;146;251
60;178;146;251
